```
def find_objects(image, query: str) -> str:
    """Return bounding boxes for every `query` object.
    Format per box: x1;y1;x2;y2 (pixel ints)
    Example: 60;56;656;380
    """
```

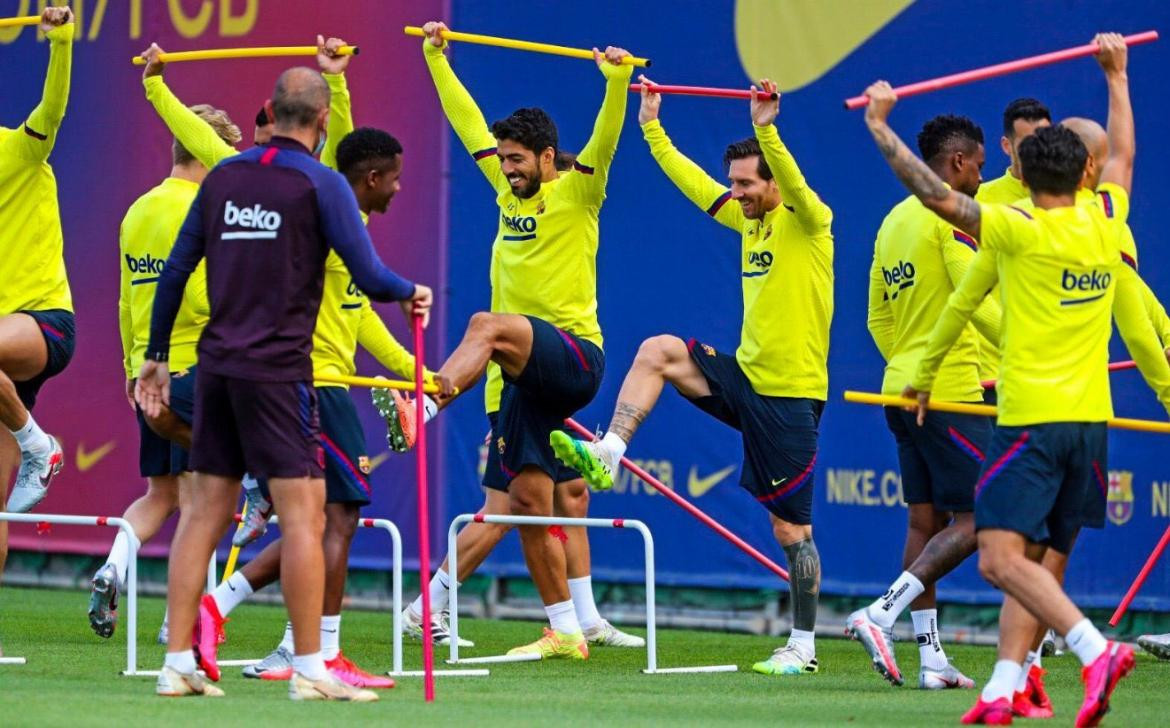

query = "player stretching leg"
89;93;242;638
847;114;998;690
552;79;833;676
0;7;76;519
400;22;633;660
864;33;1170;724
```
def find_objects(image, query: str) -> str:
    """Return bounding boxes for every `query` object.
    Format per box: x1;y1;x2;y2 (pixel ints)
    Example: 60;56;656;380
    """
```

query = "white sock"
1016;650;1038;692
291;651;329;680
10;414;52;456
568;575;603;631
867;571;925;629
1033;651;1042;670
106;532;132;588
410;569;453;616
911;609;948;671
278;622;295;652
165;649;197;674
981;659;1022;702
211;572;254;617
1065;618;1108;666
320;614;341;661
423;395;439;423
544;599;581;635
599;431;627;465
787;628;815;657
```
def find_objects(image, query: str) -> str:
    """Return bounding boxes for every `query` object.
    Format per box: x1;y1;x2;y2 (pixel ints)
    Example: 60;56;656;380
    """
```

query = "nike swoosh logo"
771;477;788;487
367;452;390;472
322;629;338;634
77;440;117;472
687;464;737;498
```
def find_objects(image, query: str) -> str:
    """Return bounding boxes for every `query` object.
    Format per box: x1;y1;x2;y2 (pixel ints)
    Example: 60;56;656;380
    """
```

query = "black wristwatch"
144;349;169;363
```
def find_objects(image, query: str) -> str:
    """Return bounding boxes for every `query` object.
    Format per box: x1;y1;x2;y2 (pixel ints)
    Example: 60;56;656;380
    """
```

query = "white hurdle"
0;513;141;673
445;514;738;674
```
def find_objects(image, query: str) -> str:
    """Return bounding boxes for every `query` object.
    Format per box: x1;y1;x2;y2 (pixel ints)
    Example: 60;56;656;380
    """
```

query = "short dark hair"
916;114;984;164
255;106;270;128
490;107;557;156
336;127;403;185
723;137;772;180
554;149;577;172
1018;124;1086;195
1002;97;1051;137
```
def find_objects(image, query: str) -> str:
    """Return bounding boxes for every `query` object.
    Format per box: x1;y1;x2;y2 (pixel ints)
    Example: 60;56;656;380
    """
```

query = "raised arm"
863;81;982;239
421;22;508;194
867;253;895;361
10;9;74;163
140;44;237;169
1114;265;1170;416
638;79;744;231
317;35;355;171
1095;33;1134;194
751;79;831;234
560;47;633;206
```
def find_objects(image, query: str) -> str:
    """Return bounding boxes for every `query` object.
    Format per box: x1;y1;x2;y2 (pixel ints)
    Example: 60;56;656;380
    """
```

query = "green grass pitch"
0;586;1166;726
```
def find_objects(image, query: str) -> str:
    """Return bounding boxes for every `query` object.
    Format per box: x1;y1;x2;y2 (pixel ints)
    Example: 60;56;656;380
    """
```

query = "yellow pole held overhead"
131;45;360;65
0;15;40;28
315;372;449;395
404;26;650;67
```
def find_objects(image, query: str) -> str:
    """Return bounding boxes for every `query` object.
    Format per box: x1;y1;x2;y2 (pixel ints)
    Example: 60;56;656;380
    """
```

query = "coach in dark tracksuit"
137;67;432;700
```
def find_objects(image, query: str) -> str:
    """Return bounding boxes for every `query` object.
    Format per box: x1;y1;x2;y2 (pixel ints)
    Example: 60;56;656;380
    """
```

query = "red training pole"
844;30;1158;110
413;314;435;701
1109;523;1170;626
982;359;1136;389
629;83;777;100
562;418;789;581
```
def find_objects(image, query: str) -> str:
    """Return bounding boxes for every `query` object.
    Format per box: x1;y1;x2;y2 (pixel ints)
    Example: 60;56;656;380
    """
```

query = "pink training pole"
630;83;777;101
562;418;789;581
1109;523;1170;626
981;360;1136;389
413;313;435;701
844;30;1159;110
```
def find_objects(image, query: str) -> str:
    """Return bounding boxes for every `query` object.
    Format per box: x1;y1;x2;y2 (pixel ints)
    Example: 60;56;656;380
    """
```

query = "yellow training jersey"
119;177;208;377
976;167;1028;205
641;119;833;399
423;37;630;412
913;190;1170;424
868;194;1000;403
0;23;74;315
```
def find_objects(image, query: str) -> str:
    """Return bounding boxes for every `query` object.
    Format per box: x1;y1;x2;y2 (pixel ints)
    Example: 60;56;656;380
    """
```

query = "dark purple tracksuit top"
145;136;416;381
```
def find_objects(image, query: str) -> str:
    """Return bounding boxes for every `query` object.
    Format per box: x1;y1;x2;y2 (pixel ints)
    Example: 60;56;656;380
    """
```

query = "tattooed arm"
863;81;982;239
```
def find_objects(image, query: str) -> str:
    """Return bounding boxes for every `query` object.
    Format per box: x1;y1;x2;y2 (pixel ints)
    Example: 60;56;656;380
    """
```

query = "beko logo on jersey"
501;214;537;233
125;253;165;274
1061;269;1111;292
747;251;773;269
882;260;916;299
223;200;282;230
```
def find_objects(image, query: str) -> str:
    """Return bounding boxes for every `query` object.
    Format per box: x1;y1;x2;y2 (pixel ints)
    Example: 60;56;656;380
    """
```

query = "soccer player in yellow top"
864;33;1170;727
0;6;74;518
552;76;833;676
130;39;434;690
87;90;241;642
414;21;632;660
849;114;998;691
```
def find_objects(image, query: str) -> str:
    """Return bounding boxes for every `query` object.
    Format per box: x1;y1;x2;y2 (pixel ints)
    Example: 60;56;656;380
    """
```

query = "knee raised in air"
465;311;502;343
633;335;685;375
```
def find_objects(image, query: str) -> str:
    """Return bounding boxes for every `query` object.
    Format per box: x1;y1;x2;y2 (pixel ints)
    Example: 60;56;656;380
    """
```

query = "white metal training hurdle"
445;514;739;674
0;513;141;670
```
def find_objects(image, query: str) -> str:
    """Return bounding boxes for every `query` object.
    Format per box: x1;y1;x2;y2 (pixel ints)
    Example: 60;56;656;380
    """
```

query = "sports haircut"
1017;124;1087;196
723;137;773;180
916;114;984;164
554;149;577;172
490;107;558;156
1002;97;1051;137
336;127;404;185
174;105;242;166
271;67;330;128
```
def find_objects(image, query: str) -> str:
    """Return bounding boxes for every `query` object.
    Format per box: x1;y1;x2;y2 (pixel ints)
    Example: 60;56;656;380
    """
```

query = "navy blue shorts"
974;422;1107;555
189;369;325;480
317;387;372;505
13;309;75;410
136;366;197;477
483;412;580;491
487;316;604;487
884;407;992;512
683;339;821;525
982;387;998;406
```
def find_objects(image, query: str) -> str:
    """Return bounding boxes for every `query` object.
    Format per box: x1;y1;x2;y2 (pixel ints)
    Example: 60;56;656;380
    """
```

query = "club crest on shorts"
701;343;716;357
1107;470;1134;526
497;436;506;455
358;455;371;474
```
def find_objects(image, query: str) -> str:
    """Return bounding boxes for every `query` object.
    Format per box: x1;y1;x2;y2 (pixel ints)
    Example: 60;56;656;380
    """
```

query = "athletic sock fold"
320;614;341;661
867;571;925;629
1065;618;1108;666
544;599;581;635
981;659;1022;703
10;414;52;457
787;628;815;658
292;651;329;681
165;649;197;674
599;431;627;466
210;571;254;617
911;608;948;671
568;575;603;632
1016;650;1038;692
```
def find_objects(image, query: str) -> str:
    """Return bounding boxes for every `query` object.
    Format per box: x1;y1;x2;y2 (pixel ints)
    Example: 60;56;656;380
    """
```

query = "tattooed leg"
606;335;710;445
907;511;977;586
776;525;821;632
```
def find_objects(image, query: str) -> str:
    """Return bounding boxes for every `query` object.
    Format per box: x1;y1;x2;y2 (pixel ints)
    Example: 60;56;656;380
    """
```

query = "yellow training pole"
131;45;359;65
221;500;248;583
0;16;39;28
843;390;1170;435
314;372;449;395
404;26;650;67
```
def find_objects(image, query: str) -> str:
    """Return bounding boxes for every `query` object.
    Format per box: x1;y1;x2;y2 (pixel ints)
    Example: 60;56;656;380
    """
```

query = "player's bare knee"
976;547;1016;588
325;508;359;543
634;335;683;374
555;480;589;517
466;311;501;343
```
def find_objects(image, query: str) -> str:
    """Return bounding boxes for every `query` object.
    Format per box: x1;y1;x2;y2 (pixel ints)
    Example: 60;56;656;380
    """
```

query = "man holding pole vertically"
552;77;834;676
